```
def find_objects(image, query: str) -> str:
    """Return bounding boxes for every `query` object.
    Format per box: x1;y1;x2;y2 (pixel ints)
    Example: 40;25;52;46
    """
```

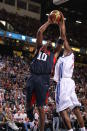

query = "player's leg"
35;75;49;131
36;91;48;131
55;79;74;131
70;84;86;131
60;109;73;131
73;107;86;131
26;75;34;121
38;106;45;131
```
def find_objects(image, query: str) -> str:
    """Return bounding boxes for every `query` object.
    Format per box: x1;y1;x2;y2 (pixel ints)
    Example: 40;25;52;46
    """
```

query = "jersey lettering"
37;52;47;61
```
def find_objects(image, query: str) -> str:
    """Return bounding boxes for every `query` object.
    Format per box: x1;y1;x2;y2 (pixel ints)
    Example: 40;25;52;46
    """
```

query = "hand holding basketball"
49;10;62;24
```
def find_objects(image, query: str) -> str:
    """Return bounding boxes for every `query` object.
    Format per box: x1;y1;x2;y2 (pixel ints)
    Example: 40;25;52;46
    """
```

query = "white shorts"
55;78;81;112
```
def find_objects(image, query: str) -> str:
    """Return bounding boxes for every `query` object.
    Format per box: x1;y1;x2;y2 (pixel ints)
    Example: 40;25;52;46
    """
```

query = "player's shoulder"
65;51;74;58
66;52;74;61
70;52;74;57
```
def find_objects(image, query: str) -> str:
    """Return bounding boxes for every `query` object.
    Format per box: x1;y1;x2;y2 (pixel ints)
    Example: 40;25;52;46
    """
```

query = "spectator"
52;104;59;131
0;54;86;130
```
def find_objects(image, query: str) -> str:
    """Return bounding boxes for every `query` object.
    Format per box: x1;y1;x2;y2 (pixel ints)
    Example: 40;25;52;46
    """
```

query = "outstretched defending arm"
59;12;72;53
54;14;65;59
54;38;64;59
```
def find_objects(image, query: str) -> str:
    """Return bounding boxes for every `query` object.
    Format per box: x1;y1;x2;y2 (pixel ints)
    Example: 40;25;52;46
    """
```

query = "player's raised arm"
54;14;65;59
54;38;64;59
59;12;72;53
36;18;52;49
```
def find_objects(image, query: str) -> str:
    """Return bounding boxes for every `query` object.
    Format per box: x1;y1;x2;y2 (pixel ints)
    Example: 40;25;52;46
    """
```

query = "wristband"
56;38;64;45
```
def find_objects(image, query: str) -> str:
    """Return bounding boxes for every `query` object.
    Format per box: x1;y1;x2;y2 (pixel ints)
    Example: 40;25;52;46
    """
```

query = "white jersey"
54;53;74;82
54;53;81;112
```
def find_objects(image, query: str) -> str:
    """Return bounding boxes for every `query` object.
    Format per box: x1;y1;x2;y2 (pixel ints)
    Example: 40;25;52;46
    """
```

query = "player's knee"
60;111;70;124
73;106;80;111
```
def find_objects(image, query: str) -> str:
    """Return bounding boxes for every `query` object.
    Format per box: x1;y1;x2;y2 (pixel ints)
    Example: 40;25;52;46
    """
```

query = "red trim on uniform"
30;91;49;106
30;92;36;106
53;56;56;65
45;92;49;104
51;56;56;75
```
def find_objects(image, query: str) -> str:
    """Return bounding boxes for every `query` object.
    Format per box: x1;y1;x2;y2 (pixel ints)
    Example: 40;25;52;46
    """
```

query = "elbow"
61;34;66;40
37;30;42;38
37;29;43;35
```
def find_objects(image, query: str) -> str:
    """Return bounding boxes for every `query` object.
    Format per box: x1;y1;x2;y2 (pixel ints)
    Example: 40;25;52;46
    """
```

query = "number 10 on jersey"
37;52;47;61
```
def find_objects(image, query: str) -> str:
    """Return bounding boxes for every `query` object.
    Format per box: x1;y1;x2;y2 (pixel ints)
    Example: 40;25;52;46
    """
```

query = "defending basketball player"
26;16;64;131
54;12;86;131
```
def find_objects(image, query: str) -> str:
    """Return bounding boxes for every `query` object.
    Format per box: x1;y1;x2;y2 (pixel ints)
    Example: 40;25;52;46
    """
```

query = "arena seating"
0;55;87;130
0;9;40;37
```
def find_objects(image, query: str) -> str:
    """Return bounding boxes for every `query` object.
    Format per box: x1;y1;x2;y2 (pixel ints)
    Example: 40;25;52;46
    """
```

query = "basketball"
49;10;62;24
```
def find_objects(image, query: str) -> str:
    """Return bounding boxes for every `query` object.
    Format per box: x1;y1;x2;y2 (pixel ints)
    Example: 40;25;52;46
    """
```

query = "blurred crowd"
0;54;86;131
0;6;87;131
0;9;60;42
0;9;40;37
0;55;39;131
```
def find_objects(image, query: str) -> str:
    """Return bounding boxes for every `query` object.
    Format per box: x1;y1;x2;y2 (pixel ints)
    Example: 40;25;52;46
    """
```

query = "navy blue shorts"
26;74;50;107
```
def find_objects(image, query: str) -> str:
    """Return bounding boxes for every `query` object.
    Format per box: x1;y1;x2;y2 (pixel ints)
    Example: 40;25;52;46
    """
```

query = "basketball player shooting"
54;12;86;131
26;16;64;131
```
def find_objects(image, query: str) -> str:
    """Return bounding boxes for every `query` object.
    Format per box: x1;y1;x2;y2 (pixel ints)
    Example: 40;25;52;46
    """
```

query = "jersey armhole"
53;56;56;65
51;56;57;76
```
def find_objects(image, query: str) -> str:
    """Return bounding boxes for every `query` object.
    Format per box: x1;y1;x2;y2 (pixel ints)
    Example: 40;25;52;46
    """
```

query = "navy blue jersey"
30;46;55;75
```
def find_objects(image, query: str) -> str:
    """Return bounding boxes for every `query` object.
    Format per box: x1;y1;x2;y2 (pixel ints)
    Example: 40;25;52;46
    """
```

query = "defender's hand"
58;12;65;26
48;15;53;24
